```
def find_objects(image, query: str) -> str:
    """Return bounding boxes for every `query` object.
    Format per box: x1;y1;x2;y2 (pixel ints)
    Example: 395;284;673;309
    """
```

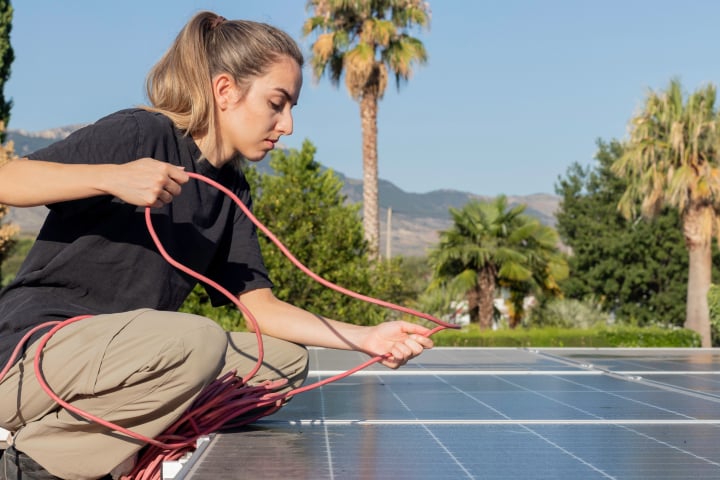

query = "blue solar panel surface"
177;348;720;479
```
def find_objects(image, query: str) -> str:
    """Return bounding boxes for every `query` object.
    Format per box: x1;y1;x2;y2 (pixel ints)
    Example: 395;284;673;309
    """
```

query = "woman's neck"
192;131;234;168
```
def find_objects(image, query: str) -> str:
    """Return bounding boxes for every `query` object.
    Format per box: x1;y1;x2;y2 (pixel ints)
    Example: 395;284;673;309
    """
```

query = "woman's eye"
269;101;283;111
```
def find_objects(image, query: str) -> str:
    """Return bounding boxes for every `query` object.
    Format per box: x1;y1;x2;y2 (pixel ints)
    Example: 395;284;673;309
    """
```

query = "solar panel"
175;348;720;480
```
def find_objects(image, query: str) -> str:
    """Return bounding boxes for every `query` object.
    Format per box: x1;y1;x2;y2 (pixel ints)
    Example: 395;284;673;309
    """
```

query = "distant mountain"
7;126;88;156
5;126;560;257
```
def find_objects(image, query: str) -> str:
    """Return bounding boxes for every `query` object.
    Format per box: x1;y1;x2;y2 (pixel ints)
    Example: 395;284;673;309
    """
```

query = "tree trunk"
683;205;712;347
477;267;495;330
360;93;380;259
508;290;524;329
467;283;480;325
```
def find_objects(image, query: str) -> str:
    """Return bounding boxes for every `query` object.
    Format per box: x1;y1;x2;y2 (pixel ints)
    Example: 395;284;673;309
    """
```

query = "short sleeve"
200;170;273;306
26;110;142;215
27;110;140;167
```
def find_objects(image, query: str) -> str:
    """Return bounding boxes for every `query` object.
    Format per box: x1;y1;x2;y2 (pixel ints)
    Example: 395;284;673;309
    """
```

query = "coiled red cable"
3;171;459;480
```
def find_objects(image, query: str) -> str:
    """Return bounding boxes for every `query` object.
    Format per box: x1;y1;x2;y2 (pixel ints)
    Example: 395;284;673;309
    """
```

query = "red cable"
3;171;459;479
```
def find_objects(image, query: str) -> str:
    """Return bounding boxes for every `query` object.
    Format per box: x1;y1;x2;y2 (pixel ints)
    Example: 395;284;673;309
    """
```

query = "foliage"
612;79;720;221
245;140;410;325
527;297;611;329
0;1;12;142
303;0;430;99
555;139;720;327
432;323;701;348
0;1;14;280
426;196;567;328
303;0;431;255
0;124;18;284
179;284;246;331
610;78;720;347
391;255;432;297
707;284;720;346
1;235;30;286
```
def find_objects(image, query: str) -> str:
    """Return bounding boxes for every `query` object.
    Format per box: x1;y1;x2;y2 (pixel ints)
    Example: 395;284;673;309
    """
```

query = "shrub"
432;324;700;348
708;284;720;347
527;297;611;329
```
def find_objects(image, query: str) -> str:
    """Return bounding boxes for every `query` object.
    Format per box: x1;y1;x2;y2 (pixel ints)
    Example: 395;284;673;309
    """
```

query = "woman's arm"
238;288;434;369
0;157;189;208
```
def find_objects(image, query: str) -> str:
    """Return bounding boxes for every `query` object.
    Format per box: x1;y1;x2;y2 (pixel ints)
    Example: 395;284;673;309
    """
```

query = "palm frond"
613;78;720;231
303;0;429;97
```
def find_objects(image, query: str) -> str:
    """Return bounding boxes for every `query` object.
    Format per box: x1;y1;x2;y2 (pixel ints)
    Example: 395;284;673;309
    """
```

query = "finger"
409;334;434;350
168;165;190;184
382;355;403;369
392;343;413;361
403;338;426;356
163;180;183;197
158;190;174;204
400;321;433;336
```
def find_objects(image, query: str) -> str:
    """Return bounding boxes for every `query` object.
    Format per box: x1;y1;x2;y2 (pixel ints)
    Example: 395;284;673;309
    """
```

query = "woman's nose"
277;110;294;136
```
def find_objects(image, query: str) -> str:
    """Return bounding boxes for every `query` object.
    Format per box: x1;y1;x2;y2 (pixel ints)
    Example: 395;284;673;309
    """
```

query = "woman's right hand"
105;158;190;208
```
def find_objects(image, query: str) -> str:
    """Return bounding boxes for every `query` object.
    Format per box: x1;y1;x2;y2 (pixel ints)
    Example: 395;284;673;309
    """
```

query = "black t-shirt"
0;109;273;366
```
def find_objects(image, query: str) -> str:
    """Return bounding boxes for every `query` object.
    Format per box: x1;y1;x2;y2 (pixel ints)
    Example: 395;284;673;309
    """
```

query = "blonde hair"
144;11;303;142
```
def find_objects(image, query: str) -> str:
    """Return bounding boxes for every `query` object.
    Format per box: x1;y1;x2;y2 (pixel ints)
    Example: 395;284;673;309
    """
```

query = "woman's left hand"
359;321;434;369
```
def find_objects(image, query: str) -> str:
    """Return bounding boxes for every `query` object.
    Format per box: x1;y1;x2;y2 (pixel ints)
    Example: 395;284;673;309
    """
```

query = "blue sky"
6;1;720;196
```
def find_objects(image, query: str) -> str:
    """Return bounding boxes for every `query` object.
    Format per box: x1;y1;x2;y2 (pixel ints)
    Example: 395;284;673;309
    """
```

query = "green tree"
0;124;18;285
303;0;430;257
0;1;13;142
426;197;568;329
0;0;15;283
181;141;425;328
246;140;396;325
556;139;700;327
707;284;720;346
611;79;720;346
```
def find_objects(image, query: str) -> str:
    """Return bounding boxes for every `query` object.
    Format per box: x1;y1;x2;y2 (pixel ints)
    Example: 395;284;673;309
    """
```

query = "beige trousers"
0;309;308;479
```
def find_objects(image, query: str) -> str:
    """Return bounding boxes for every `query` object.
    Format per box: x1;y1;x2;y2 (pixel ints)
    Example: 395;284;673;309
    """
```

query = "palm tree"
612;78;720;347
500;219;568;328
303;0;430;257
426;197;567;329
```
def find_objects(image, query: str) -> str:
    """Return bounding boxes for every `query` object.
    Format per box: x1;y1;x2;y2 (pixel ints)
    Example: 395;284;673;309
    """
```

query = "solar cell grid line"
425;367;619;478
543;348;720;373
315;349;335;480
489;374;720;470
516;372;718;419
534;348;719;373
376;369;618;479
377;371;478;479
534;348;720;404
639;374;720;400
177;348;720;480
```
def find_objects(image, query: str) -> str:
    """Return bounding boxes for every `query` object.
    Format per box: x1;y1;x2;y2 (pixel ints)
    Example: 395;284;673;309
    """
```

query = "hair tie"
210;16;226;30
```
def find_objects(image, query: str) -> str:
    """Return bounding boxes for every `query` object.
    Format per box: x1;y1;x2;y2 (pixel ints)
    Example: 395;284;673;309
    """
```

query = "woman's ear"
212;73;239;111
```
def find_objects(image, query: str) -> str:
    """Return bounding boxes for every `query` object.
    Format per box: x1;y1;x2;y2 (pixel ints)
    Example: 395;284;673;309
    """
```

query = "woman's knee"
259;337;309;390
225;333;309;388
289;343;309;389
124;310;228;390
287;342;309;379
172;314;228;385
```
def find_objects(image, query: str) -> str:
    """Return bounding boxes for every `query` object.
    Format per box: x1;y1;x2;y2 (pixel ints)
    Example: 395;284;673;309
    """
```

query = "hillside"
5;127;560;257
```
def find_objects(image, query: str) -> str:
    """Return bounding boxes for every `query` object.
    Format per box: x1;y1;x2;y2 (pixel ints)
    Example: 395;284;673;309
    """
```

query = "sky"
6;1;720;196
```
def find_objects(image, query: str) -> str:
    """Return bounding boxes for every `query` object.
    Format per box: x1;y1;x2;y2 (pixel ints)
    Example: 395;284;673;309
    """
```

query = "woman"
0;11;433;480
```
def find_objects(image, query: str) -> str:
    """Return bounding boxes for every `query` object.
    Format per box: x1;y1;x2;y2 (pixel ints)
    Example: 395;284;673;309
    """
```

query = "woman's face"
216;55;303;163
